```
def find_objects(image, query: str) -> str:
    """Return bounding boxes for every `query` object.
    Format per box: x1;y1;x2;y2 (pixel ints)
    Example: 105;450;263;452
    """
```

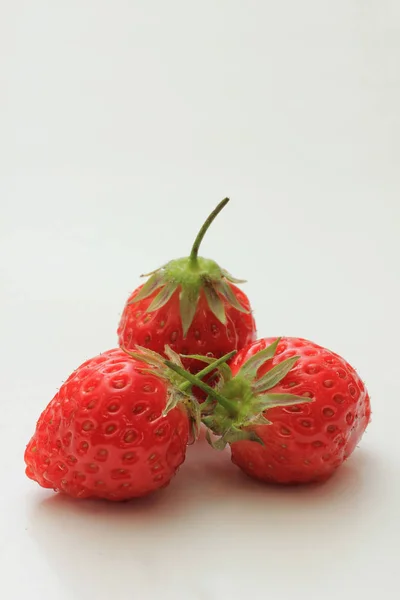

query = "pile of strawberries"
25;199;371;501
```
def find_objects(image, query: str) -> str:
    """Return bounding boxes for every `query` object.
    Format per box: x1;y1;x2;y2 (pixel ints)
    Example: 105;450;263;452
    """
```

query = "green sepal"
252;355;300;393
241;413;272;427
205;429;228;451
129;271;165;303
205;426;264;451
202;414;216;430
203;281;227;324
179;286;200;337
164;345;184;368
213;280;249;313
257;393;314;410
183;395;202;443
163;390;181;415
199;398;217;416
140;265;167;278
224;427;265;445
238;338;281;380
221;269;247;284
135;367;170;381
147;282;178;312
123;345;166;369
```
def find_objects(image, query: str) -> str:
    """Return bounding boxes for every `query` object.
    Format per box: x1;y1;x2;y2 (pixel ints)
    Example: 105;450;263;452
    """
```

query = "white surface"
1;2;399;599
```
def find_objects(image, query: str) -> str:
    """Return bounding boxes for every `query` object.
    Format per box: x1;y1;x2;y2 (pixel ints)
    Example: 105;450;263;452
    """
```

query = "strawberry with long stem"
118;198;256;374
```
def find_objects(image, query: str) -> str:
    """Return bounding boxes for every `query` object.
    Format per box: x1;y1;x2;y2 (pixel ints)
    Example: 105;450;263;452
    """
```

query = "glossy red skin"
118;284;256;374
229;337;371;484
25;349;189;500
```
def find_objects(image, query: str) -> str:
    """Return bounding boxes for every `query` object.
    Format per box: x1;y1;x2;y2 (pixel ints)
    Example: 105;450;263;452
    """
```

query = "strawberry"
118;198;256;374
25;347;230;501
169;337;371;484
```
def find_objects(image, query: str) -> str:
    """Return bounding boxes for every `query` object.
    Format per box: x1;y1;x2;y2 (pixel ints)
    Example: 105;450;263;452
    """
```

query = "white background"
1;2;399;599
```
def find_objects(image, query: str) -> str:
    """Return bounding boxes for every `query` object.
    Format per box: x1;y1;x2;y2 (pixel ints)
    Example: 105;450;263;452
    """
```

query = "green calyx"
122;345;237;442
129;198;248;337
166;338;314;450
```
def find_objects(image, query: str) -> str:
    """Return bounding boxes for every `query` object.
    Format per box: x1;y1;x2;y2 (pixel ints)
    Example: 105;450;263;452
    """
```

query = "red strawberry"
118;198;256;374
171;337;371;484
25;348;194;500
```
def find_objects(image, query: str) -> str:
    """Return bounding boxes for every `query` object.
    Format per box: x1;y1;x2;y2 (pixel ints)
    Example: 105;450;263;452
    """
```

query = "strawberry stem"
189;198;230;268
179;350;236;394
165;359;238;417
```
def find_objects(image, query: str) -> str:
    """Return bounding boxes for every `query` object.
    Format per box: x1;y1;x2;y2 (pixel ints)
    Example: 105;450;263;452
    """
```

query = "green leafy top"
165;338;314;450
122;345;237;443
129;198;249;337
